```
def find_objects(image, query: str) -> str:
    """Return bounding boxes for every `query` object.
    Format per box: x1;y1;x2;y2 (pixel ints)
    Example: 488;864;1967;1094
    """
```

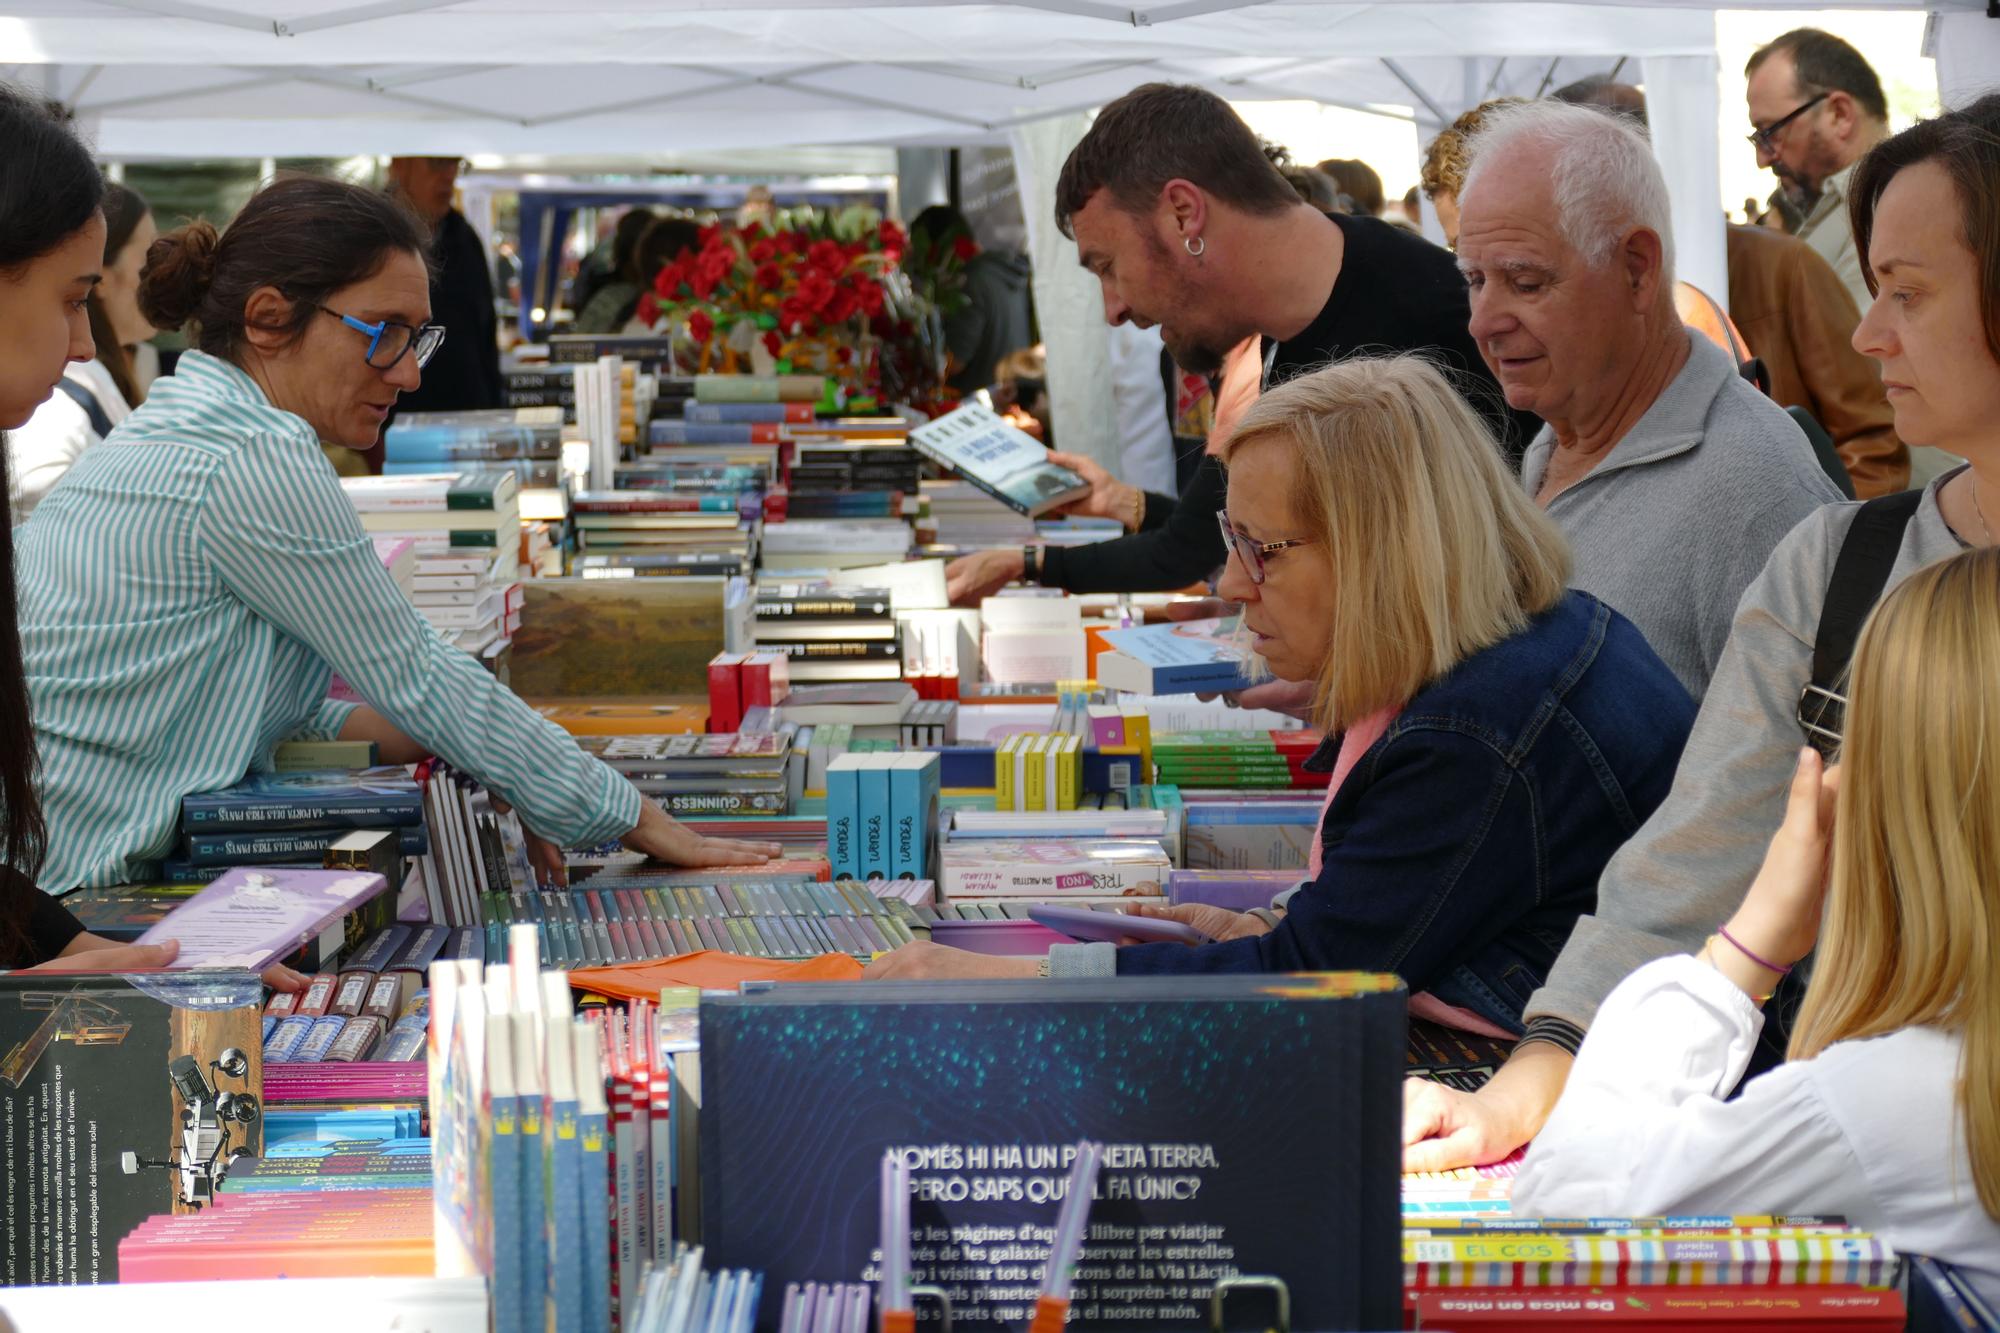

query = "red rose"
696;223;721;248
823;286;859;325
763;330;783;357
653;260;688;297
795;270;836;314
754;262;783;290
836;345;854;365
878;219;906;251
953;236;980;262
807;239;847;275
856;280;886;317
687;309;715;343
637;293;659;325
748;238;778;264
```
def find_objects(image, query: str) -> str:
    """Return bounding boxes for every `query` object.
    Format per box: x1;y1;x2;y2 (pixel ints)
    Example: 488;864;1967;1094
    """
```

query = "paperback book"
908;403;1092;517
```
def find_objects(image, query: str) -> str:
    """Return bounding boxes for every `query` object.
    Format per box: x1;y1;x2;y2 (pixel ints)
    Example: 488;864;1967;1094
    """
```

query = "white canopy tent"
6;0;1989;465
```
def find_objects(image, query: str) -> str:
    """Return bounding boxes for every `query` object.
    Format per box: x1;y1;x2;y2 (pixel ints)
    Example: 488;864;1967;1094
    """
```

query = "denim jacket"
1099;591;1695;1034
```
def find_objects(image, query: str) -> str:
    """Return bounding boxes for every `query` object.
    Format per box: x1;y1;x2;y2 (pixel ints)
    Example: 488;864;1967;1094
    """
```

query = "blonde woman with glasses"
1517;547;2000;1301
867;354;1693;1033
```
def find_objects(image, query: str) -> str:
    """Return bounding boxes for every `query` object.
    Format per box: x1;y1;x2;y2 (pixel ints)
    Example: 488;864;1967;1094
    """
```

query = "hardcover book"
908;403;1092;517
1094;617;1258;696
699;974;1406;1330
136;866;391;972
181;768;423;833
0;971;264;1283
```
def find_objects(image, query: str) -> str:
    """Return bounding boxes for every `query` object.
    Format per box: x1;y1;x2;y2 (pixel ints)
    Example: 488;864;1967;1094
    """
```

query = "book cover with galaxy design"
698;973;1404;1330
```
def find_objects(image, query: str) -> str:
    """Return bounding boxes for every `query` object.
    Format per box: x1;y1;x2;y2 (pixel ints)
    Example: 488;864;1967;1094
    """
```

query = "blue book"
184;825;426;867
824;755;865;880
857;759;892;881
182;767;424;832
514;1021;548;1333
486;1012;527;1333
682;403;807;424
888;753;942;881
575;1020;613;1333
544;1000;585;1333
1094;615;1257;695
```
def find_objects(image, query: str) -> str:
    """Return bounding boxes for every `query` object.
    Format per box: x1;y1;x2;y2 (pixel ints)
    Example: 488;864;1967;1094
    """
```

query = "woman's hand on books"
862;941;1040;980
1724;747;1840;978
623;799;783;868
1045;451;1143;529
1402;1043;1575;1173
1128;902;1272;942
261;961;310;993
946;548;1027;607
489;792;571;887
28;936;182;973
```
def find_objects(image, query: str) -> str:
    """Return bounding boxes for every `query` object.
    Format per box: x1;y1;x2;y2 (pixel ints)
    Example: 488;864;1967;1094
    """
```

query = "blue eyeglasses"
313;303;446;370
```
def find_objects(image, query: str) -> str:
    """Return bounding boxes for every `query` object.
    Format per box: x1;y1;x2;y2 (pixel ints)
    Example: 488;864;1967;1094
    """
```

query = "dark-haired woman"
0;86;265;974
9;183;156;518
19;173;780;894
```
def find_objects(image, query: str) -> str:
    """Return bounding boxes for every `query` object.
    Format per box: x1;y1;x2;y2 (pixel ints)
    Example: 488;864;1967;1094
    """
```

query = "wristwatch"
1021;544;1041;584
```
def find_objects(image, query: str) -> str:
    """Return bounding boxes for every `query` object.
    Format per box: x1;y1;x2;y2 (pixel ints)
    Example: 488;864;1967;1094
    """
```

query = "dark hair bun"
137;220;221;333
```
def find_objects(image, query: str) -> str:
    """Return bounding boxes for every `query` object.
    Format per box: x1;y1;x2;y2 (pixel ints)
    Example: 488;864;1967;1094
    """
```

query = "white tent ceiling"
5;1;1974;159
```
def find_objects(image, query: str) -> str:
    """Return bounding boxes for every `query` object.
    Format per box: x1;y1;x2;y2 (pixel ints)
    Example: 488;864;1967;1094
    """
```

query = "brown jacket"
1726;225;1909;498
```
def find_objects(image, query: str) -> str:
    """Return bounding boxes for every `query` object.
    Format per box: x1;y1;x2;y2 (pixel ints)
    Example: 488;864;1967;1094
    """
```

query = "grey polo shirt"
1522;331;1845;698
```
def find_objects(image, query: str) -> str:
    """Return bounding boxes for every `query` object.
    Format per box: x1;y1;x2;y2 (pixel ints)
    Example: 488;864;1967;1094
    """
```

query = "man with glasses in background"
385;156;502;429
1744;29;1892;309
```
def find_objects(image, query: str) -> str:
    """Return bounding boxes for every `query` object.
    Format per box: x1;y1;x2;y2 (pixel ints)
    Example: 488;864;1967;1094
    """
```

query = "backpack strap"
1798;489;1925;755
54;377;115;441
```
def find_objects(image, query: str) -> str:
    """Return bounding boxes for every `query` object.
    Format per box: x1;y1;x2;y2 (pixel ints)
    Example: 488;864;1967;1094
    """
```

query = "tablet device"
1028;904;1215;946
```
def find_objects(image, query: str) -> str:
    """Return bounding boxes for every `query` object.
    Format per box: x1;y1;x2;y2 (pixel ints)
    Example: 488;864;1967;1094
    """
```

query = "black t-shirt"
1;868;86;968
1040;213;1536;593
395;208;503;417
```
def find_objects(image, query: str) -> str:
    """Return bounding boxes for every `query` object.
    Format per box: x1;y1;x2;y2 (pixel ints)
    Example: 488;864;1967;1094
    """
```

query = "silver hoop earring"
1184;235;1206;257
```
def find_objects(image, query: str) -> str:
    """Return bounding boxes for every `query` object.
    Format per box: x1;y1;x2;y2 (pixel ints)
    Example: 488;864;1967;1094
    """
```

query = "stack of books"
759;518;911;573
915;478;1037;549
570;488;756;562
574;731;794;817
1153;728;1329;790
1401;1217;1905;1329
117;1185;435;1280
749;584;902;684
170;768;423;881
936;837;1171;903
501;363;575;410
823;751;941;881
381;407;564;491
342;471;524;656
261;931;437;1065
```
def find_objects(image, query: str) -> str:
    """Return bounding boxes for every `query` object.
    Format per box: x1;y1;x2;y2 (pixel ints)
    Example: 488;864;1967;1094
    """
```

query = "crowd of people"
3;23;1999;1298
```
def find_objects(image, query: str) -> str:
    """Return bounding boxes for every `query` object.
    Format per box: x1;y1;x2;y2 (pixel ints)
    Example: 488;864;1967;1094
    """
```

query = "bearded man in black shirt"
945;83;1538;607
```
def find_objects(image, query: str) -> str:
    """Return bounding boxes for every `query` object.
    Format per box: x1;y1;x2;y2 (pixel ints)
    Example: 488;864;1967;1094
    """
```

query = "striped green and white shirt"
18;351;640;891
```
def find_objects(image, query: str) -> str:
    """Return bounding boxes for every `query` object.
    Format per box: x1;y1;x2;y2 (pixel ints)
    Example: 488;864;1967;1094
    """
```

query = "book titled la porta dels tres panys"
908;404;1091;518
699;973;1405;1331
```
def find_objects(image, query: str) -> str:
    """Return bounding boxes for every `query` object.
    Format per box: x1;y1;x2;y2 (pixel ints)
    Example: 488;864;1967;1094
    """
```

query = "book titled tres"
908;403;1091;518
699;974;1406;1331
1094;616;1259;696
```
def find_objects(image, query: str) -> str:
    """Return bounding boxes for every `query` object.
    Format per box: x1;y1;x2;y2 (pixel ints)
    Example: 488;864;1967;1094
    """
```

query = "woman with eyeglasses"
865;355;1693;1035
17;174;779;895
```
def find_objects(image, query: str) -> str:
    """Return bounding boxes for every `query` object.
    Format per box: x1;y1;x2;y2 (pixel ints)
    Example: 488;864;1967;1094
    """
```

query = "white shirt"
1105;322;1177;498
7;359;132;519
1517;954;2000;1306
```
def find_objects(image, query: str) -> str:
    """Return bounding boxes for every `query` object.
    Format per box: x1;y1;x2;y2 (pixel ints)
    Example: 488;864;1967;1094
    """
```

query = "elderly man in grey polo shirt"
1454;100;1842;697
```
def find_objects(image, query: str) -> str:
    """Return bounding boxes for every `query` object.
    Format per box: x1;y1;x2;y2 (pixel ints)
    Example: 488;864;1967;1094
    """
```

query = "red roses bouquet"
641;208;969;406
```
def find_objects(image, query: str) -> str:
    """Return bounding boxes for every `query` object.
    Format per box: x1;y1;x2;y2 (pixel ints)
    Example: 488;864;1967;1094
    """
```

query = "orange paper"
567;949;865;1000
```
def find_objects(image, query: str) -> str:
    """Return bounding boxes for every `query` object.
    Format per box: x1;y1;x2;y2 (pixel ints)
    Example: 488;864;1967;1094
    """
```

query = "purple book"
1166;869;1300;914
137;866;390;972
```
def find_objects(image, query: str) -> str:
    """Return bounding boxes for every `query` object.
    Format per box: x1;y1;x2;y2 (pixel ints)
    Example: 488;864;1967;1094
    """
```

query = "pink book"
137;867;389;972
